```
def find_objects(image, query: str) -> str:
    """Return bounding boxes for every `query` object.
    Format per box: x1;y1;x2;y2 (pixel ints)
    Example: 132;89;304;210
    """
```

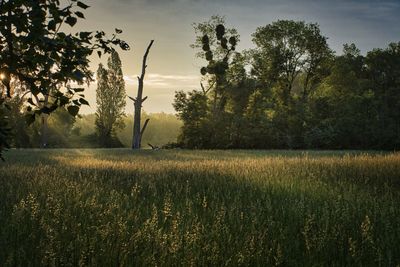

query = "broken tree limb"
148;143;160;150
200;80;215;95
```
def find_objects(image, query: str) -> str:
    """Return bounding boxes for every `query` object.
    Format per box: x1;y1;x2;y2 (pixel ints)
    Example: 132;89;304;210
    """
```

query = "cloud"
123;73;199;88
123;75;136;85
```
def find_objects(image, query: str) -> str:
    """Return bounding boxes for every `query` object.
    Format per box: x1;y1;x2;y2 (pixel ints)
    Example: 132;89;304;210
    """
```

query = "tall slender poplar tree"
95;51;126;147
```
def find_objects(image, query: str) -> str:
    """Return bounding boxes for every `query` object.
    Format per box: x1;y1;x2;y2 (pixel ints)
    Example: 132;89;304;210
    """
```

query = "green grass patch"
1;149;399;266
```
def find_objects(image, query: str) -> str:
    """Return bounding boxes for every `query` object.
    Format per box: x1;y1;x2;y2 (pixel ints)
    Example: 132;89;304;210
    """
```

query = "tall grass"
1;149;399;266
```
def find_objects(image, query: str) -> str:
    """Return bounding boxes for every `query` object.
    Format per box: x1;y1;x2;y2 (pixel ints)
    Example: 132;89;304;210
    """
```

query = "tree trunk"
132;40;154;149
40;93;50;148
40;114;48;148
139;118;150;148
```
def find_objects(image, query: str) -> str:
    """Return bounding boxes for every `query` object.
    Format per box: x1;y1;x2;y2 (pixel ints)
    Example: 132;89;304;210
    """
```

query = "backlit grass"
0;149;399;266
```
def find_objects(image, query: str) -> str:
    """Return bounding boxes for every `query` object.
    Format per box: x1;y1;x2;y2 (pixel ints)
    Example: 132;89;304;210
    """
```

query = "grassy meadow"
0;149;399;266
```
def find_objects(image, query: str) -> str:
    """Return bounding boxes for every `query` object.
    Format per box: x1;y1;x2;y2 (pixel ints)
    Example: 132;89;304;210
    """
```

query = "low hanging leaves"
79;98;89;106
77;1;90;9
65;16;77;27
67;105;80;117
75;11;85;19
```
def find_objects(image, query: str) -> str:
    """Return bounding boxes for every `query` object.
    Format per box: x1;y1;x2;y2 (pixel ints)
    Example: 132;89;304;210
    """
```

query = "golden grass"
0;149;399;266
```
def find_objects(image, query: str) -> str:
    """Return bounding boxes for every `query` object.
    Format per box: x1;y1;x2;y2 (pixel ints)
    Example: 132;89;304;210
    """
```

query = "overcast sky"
76;0;400;114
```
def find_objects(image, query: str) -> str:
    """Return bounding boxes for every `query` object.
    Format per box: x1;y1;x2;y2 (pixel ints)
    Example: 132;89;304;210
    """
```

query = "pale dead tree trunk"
131;40;154;149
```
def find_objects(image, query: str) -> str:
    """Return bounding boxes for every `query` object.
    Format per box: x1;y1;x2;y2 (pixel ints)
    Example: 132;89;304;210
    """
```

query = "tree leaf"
67;105;80;116
65;16;77;27
79;98;89;105
48;20;56;31
75;11;85;19
77;1;90;9
79;31;91;39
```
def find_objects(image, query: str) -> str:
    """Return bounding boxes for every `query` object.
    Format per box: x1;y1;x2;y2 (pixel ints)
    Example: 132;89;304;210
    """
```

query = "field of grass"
1;149;399;266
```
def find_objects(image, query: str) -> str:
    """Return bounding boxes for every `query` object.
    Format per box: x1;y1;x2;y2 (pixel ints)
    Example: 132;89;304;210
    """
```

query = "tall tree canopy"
175;16;244;148
250;20;333;147
95;51;126;147
251;20;332;104
174;17;399;150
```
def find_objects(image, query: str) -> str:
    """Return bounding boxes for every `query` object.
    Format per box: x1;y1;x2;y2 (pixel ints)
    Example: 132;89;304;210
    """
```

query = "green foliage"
1;110;180;149
251;20;332;104
116;112;182;148
200;23;236;77
176;17;400;150
191;15;239;62
0;98;11;160
177;16;250;149
173;90;210;148
0;149;399;265
0;0;129;157
95;51;126;147
365;42;400;148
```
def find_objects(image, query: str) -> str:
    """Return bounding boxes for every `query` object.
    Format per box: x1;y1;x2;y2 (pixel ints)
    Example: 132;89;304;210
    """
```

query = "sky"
76;0;400;114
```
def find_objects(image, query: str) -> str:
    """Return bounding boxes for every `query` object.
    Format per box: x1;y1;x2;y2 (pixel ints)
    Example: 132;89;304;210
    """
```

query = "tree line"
4;105;181;149
174;16;400;150
2;43;176;150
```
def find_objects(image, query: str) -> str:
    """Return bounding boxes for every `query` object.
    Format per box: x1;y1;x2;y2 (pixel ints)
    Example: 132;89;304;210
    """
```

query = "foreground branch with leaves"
0;0;130;157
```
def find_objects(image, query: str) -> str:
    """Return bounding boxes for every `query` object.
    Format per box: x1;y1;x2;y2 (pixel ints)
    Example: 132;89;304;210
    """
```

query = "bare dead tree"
130;40;154;149
139;118;150;148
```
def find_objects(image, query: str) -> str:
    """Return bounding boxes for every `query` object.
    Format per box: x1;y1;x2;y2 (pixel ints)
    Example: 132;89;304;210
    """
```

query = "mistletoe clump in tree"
0;0;130;158
200;24;237;113
174;17;240;148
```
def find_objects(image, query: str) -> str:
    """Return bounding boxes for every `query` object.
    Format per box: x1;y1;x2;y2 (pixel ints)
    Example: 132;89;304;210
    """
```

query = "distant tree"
115;112;182;148
250;20;332;147
251;20;332;105
177;17;400;150
0;98;11;159
174;16;243;148
3;96;32;148
224;53;255;147
365;42;400;149
0;0;129;158
310;44;372;148
95;51;126;147
173;90;210;148
191;15;239;62
51;109;76;146
193;16;238;115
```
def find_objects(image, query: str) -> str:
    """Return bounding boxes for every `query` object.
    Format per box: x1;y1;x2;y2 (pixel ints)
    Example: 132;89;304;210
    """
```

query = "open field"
1;149;399;266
